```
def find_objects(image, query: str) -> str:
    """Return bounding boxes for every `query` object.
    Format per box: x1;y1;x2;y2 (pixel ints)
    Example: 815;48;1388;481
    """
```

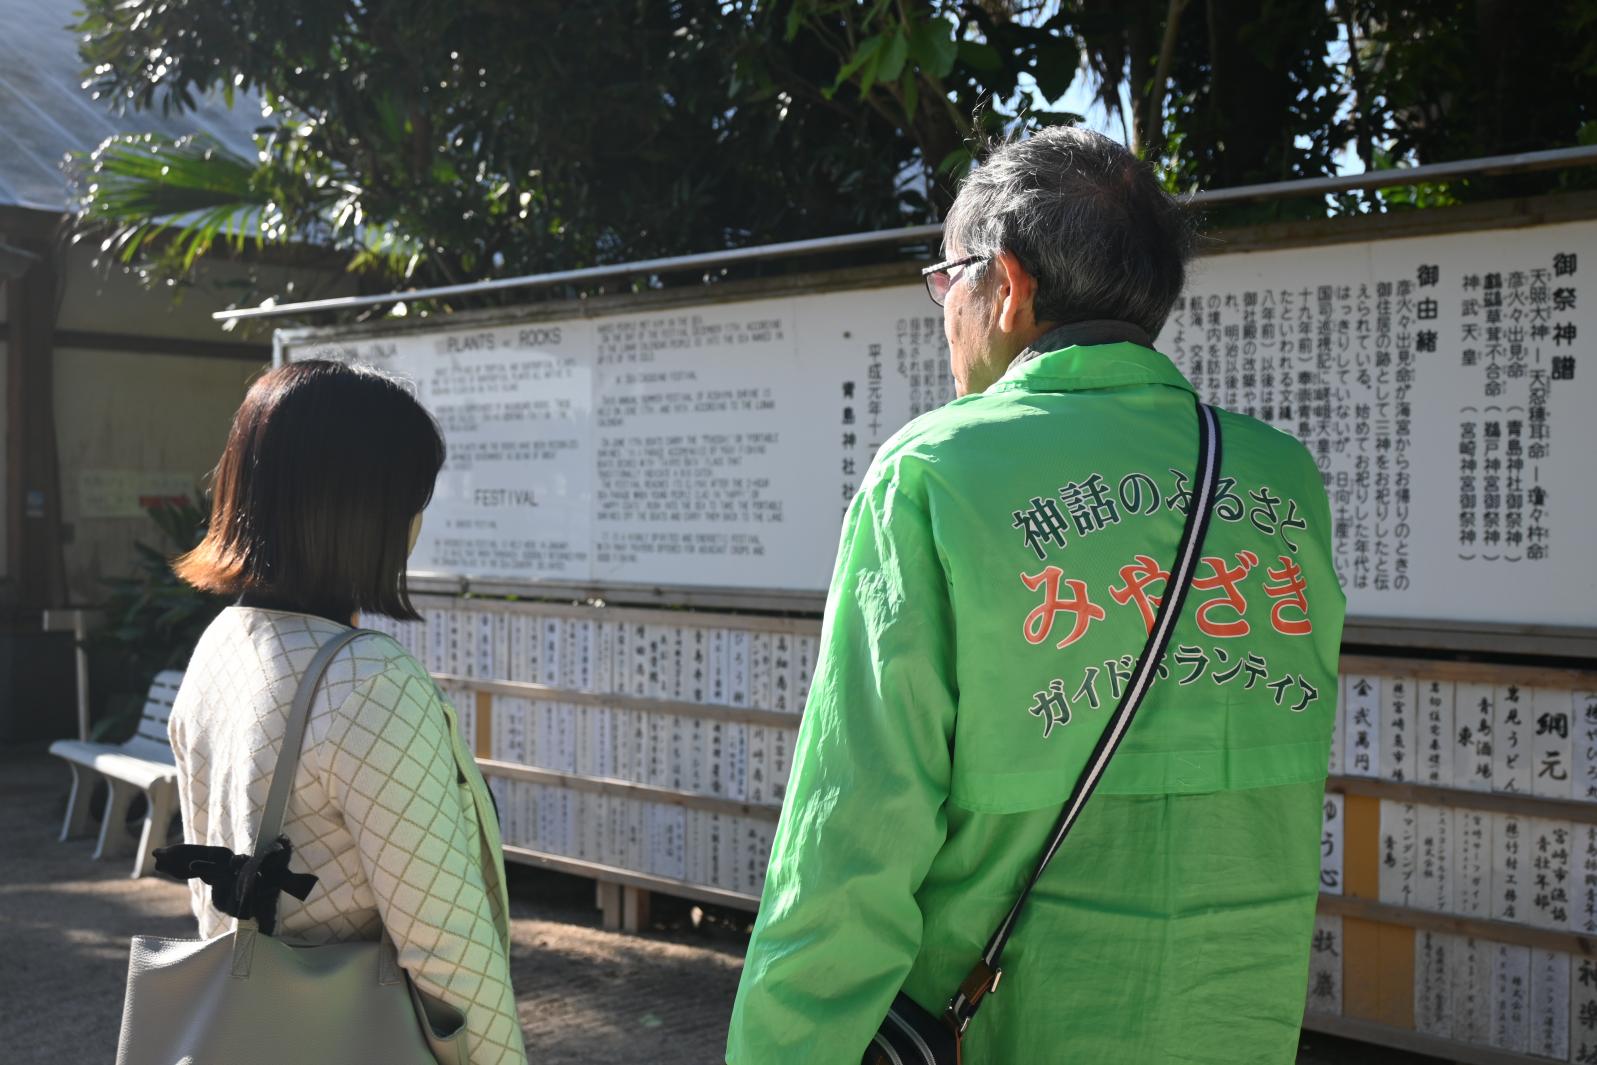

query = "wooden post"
475;690;494;759
596;880;623;930
621;886;651;933
42;608;95;740
3;229;67;618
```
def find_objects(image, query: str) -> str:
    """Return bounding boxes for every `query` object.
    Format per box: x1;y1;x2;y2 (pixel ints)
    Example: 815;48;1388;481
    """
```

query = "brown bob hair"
174;359;446;621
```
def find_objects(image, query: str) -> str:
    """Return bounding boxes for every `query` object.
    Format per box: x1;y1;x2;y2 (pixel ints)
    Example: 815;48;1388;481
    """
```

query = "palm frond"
73;133;269;266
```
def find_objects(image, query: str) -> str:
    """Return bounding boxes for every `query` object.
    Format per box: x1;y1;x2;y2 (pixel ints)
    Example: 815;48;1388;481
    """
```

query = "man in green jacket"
726;127;1345;1065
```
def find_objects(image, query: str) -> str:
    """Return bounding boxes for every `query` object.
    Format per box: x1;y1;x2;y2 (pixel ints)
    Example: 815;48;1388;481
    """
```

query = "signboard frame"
276;192;1597;657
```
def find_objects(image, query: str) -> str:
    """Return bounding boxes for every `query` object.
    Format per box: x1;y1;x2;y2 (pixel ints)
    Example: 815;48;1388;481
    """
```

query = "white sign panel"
284;219;1596;626
1173;222;1594;626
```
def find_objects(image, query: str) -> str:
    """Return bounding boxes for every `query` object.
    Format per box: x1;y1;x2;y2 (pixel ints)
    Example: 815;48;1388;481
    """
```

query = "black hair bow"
153;836;318;936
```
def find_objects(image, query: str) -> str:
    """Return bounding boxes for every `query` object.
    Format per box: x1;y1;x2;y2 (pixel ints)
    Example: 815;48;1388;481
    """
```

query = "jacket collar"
988;319;1194;397
1013;319;1153;361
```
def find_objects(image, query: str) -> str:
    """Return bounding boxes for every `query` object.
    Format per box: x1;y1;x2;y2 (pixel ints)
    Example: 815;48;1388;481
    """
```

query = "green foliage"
67;0;1597;304
1351;1;1594;166
782;1;1080;184
1352;148;1463;213
87;497;227;742
1159;1;1343;193
80;134;274;274
73;0;923;305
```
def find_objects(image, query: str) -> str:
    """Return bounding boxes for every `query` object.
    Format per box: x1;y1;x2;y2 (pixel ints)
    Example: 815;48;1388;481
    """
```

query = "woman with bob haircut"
164;359;528;1065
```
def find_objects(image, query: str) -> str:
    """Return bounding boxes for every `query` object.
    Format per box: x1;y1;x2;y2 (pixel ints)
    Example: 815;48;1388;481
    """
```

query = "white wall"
48;244;350;603
54;346;259;602
55;248;347;342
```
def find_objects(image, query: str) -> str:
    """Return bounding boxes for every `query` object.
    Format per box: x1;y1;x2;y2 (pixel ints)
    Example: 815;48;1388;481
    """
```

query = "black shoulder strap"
944;398;1224;1036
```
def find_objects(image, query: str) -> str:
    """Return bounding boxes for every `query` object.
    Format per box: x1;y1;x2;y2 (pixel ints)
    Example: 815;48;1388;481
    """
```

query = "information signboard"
281;217;1595;628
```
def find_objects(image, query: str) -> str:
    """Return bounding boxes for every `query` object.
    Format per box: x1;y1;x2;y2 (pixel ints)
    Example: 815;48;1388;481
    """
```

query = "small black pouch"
862;992;961;1065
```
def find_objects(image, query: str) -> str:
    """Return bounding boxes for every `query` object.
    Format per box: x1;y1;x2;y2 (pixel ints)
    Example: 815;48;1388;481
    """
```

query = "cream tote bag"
115;628;464;1065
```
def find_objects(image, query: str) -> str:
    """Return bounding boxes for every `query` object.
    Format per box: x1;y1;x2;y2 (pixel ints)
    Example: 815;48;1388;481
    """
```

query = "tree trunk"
1126;11;1157;153
1142;0;1189;161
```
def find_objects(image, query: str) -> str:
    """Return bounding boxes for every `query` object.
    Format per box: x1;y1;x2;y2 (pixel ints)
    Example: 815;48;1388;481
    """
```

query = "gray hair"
943;127;1194;337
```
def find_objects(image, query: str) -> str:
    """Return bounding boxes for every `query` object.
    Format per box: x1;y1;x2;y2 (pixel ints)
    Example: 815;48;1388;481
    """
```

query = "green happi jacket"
726;333;1346;1065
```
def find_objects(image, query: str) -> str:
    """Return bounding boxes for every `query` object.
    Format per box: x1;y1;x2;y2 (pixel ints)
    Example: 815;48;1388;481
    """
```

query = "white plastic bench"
49;670;183;878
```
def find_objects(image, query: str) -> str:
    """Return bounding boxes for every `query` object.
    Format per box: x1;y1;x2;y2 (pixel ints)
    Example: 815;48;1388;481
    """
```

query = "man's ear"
992;249;1038;334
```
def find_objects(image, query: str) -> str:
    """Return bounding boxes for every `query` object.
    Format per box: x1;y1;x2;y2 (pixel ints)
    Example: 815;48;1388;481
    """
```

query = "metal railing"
215;144;1597;323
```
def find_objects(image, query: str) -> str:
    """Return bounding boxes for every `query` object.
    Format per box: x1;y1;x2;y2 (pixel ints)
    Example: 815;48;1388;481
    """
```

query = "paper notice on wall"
705;813;726;890
1457;683;1496;792
647;804;687;881
593;621;615;694
796;636;818;707
1327;675;1346;775
488;610;504;678
77;468;195;519
556;702;578;775
491;696;526;765
1414;931;1454;1037
1495;683;1533;795
1381;676;1413;782
470;611;491;678
1378;800;1417;908
518;613;541;684
1574;823;1597;935
1305;914;1343;1016
573;619;596;692
1526;819;1574;931
727;631;751;708
451;685;476;751
1491;943;1531;1053
1452;809;1493;918
771;725;795;804
686;712;706;796
1419;679;1454;787
421;608;443;676
752;822;775;897
513;616;534;685
1572;956;1597;1063
1579;691;1597;803
709;629;729;707
665;625;685;702
723;719;750;804
686;809;709;887
1493;814;1528;924
1451;938;1492;1047
750;633;774;711
541;618;564;688
1532;687;1576;800
1531;950;1571;1062
716;813;739;893
1345;675;1381;777
685;627;708;704
1414;803;1451;912
771;633;793;714
748;724;770;806
1320;793;1344;895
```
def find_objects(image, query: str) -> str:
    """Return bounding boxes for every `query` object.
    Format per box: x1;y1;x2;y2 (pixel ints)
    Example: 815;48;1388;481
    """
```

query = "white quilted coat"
168;606;528;1065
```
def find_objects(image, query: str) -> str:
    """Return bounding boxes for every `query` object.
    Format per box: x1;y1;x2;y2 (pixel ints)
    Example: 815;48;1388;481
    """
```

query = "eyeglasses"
921;254;985;306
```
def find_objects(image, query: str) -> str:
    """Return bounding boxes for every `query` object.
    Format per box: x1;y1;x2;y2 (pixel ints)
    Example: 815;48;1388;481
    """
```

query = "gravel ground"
0;748;1437;1064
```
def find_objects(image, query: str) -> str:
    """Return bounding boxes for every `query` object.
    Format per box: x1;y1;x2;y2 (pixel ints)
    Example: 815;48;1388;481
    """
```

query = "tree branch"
1142;0;1188;158
1335;0;1374;170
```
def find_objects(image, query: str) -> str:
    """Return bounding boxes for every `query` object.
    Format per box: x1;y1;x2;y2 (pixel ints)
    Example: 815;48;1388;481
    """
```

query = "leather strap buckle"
945;960;1003;1035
